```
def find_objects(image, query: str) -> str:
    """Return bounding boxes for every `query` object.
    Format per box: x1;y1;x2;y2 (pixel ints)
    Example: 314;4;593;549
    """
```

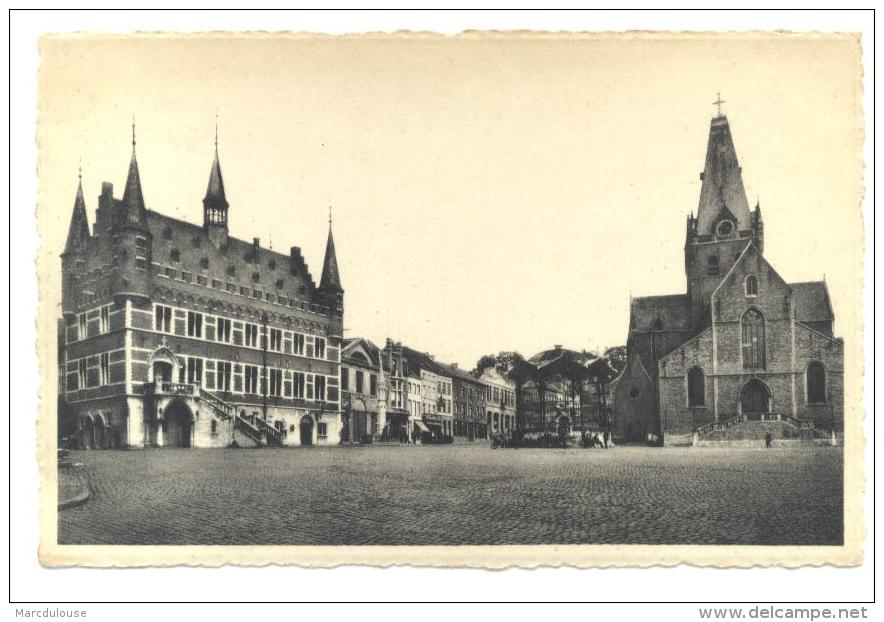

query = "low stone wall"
698;438;838;449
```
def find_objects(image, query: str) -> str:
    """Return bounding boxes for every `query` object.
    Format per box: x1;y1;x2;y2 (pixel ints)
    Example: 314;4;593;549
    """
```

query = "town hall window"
315;337;326;359
78;313;88;340
707;255;719;276
745;275;758;296
100;306;110;334
687;366;705;407
216;361;232;392
244;365;259;394
244;323;258;348
216;317;232;343
187;357;203;385
807;362;826;403
741;308;766;369
269;328;283;352
154;305;172;333
187;311;203;338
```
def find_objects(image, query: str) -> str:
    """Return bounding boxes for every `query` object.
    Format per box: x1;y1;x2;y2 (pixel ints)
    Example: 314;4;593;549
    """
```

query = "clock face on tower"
716;220;734;236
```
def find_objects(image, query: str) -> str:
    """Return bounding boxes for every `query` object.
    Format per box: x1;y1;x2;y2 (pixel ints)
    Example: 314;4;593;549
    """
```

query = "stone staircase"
696;413;834;446
197;387;280;447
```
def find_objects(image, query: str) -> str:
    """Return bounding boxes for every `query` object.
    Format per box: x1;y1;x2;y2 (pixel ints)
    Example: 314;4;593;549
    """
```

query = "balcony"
143;381;198;397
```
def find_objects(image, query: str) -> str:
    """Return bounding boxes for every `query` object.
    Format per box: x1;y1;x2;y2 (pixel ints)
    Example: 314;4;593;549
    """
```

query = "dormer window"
745;275;758;296
716;220;734;236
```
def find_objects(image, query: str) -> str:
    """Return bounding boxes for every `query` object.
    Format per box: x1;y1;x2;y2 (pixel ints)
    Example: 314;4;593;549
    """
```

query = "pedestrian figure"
603;429;610;449
765;432;773;449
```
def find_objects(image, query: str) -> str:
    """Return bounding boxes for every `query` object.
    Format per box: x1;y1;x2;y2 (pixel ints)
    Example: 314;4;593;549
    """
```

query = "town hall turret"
59;124;345;449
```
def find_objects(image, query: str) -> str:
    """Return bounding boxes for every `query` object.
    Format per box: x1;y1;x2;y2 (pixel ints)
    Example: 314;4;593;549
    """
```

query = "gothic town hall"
611;111;844;446
59;129;345;449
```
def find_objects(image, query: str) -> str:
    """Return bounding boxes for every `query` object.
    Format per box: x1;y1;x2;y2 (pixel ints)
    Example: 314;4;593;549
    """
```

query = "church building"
611;107;843;445
59;125;344;448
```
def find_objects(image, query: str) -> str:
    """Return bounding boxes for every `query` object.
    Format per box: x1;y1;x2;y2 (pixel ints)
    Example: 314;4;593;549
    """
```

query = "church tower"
203;122;229;248
684;97;764;329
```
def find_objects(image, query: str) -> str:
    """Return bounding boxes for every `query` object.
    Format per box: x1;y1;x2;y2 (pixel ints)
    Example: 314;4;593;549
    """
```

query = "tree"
473;351;526;375
604;345;627;374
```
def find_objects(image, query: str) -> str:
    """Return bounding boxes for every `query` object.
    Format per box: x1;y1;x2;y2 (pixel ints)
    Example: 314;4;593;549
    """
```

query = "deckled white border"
13;8;871;599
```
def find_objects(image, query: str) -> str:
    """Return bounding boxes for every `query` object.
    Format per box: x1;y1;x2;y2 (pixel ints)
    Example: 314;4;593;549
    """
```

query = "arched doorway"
299;415;314;446
557;415;571;438
93;414;108;449
740;379;770;416
164;400;193;448
78;415;95;449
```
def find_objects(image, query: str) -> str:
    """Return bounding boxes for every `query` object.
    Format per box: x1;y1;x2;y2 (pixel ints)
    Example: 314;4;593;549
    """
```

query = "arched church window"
807;362;826;403
745;275;758;296
199;257;209;270
226;265;236;277
170;248;180;262
741;308;766;369
688;367;705;407
162;226;173;240
707;255;719;276
652;318;663;355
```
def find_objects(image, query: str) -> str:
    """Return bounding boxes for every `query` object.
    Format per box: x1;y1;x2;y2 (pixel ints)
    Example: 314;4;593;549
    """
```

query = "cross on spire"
214;112;219;154
328;202;333;227
713;92;726;117
131;115;136;149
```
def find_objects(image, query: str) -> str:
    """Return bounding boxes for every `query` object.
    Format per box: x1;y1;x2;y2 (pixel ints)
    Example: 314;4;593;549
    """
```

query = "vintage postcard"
36;31;864;568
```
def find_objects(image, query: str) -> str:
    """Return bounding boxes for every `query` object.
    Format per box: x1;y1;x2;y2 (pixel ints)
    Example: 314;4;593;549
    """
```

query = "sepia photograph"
29;22;866;576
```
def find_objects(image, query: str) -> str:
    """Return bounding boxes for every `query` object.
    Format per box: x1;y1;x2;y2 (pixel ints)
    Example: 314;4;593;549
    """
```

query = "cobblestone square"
58;445;843;546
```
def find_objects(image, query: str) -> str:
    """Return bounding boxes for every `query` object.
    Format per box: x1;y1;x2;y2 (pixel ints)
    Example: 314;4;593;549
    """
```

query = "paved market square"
58;445;843;546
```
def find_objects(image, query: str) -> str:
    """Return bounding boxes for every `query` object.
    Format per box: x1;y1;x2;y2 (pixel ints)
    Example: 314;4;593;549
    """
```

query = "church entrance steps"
697;438;837;449
698;419;827;443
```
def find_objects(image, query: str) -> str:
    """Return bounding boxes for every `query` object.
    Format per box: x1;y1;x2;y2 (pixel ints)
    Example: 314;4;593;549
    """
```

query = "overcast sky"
38;33;863;368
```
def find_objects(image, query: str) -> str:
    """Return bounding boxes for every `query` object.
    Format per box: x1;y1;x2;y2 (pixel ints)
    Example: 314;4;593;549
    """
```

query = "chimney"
253;237;260;249
451;363;458;369
554;344;563;351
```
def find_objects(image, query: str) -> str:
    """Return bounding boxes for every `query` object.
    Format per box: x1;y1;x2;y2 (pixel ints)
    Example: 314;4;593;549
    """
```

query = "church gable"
711;243;792;325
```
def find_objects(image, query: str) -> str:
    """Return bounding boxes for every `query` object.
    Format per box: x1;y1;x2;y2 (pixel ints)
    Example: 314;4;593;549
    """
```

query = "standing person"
603;428;610;449
765;432;773;449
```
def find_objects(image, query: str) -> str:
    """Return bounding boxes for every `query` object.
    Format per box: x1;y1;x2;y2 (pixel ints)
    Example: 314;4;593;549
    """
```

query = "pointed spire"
319;208;342;292
64;170;90;253
203;116;228;213
696;113;751;235
754;197;763;222
121;117;147;223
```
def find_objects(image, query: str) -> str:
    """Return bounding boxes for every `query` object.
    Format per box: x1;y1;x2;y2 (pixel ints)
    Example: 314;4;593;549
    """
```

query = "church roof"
790;281;833;323
696;116;752;235
319;225;342;292
63;177;91;253
629;294;692;332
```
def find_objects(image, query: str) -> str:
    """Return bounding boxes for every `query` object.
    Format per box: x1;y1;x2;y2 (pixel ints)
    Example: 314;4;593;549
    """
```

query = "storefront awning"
414;421;431;433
